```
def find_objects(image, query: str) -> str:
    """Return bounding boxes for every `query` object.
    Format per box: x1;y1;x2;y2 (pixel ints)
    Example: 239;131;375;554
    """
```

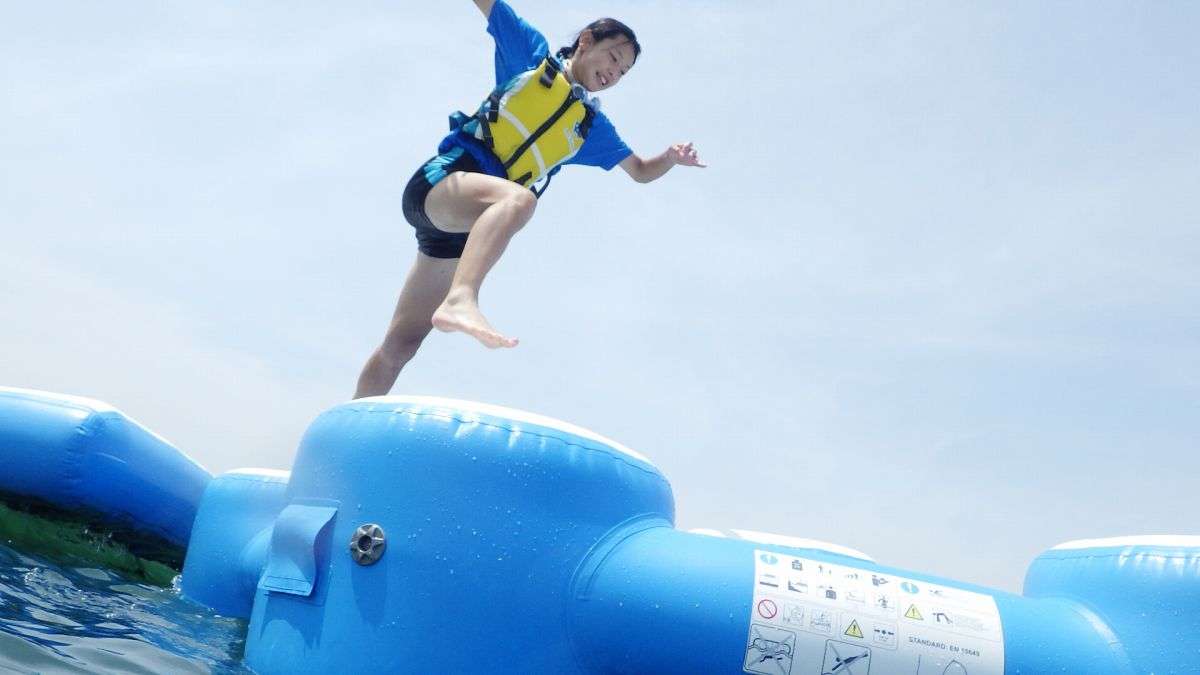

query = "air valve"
349;523;386;565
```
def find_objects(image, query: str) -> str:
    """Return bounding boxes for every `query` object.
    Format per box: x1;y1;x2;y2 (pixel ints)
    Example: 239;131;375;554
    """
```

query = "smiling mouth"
596;72;608;87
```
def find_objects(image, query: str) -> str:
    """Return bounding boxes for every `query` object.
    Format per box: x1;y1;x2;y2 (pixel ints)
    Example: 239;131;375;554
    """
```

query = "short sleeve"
487;1;550;85
566;111;633;171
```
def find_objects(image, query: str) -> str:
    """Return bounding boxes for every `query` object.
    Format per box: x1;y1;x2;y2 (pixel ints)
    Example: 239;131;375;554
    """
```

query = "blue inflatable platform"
2;387;1198;674
0;386;210;552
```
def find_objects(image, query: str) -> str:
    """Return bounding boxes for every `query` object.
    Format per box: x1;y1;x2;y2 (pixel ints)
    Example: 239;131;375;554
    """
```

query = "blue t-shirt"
438;0;633;179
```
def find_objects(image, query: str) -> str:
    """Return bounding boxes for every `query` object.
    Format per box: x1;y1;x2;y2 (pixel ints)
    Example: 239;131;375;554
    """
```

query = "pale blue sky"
3;1;1197;592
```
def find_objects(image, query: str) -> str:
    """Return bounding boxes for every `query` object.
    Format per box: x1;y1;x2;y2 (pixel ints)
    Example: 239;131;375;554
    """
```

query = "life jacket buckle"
486;92;501;123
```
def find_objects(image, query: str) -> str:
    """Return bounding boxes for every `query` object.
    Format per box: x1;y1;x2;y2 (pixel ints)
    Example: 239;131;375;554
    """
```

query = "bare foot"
431;296;519;349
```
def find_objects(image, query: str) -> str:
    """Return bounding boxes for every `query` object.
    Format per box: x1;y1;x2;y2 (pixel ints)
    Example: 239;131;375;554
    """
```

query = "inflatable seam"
571;515;673;599
64;410;105;506
1038;549;1199;561
1052;599;1135;674
330;407;667;480
566;515;673;674
99;410;209;475
219;473;290;484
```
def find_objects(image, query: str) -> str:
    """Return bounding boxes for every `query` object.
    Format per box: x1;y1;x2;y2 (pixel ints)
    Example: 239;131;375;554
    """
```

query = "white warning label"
744;551;1004;674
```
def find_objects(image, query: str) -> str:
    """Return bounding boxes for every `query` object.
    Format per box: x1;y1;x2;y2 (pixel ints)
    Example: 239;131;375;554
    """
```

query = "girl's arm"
619;143;707;183
472;0;494;18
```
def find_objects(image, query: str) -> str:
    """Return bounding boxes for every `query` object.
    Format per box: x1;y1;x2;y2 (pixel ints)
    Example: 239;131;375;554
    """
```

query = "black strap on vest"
530;166;561;198
502;89;578;172
579;104;595;141
474;91;502;148
478;116;494;149
459;56;596;198
538;58;560;88
486;92;501;123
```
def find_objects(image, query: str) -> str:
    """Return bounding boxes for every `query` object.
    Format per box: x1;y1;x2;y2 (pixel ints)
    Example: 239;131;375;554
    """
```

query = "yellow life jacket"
459;57;596;195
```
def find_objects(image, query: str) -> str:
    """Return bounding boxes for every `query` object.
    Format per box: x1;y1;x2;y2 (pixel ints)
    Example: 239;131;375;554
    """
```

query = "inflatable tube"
4;389;1195;672
0;387;210;551
1024;536;1200;673
232;395;673;674
181;468;290;617
176;396;1198;674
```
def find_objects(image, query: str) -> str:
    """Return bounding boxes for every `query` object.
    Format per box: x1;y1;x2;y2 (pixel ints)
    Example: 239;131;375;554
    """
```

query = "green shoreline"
0;500;181;587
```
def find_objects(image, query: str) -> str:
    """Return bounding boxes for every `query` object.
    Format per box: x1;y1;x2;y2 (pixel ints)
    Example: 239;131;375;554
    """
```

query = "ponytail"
557;18;641;63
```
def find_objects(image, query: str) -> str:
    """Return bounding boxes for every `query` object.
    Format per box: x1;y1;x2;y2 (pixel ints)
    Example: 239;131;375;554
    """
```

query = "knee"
502;188;538;223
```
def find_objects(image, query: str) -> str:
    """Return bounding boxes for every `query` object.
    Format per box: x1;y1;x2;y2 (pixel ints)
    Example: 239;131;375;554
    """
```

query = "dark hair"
556;18;641;65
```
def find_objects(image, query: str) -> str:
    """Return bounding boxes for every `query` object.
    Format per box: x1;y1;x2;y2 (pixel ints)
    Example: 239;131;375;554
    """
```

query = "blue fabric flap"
260;502;338;597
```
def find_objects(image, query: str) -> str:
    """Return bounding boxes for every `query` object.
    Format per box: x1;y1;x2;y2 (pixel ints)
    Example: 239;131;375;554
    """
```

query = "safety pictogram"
748;550;1005;674
821;640;871;675
758;599;779;620
744;624;796;675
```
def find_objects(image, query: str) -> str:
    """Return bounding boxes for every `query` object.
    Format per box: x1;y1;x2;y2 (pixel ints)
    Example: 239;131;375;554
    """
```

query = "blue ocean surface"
0;540;251;674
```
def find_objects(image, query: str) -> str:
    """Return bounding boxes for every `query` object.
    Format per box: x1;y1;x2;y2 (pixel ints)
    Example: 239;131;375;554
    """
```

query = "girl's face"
570;32;636;92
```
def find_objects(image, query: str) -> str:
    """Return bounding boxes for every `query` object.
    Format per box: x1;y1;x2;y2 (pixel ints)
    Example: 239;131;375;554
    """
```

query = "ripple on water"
0;541;251;673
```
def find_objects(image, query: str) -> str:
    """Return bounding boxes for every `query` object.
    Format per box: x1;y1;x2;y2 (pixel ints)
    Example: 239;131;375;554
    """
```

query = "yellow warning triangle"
844;619;864;639
905;604;924;621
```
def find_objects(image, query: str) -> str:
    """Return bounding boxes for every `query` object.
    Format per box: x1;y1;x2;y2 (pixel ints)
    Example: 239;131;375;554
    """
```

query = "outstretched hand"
669;142;707;168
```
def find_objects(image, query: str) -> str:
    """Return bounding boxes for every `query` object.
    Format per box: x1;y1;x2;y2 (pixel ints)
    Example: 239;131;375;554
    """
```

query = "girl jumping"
355;0;706;398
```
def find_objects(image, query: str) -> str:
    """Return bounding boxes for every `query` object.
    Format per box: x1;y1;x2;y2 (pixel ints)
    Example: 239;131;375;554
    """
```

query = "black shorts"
401;148;485;259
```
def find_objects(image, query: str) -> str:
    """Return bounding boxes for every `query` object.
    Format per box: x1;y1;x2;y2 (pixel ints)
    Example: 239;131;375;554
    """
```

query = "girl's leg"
355;170;534;398
354;252;458;398
423;171;538;349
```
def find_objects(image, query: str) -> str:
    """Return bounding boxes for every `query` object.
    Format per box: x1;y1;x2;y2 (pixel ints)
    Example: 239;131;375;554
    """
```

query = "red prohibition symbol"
757;599;778;619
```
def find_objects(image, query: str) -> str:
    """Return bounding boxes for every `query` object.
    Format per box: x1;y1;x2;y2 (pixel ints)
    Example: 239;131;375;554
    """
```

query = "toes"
478;329;506;349
428;309;516;349
485;331;518;349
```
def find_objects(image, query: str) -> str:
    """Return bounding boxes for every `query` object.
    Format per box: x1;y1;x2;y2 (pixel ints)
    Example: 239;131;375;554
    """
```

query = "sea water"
0;540;250;674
